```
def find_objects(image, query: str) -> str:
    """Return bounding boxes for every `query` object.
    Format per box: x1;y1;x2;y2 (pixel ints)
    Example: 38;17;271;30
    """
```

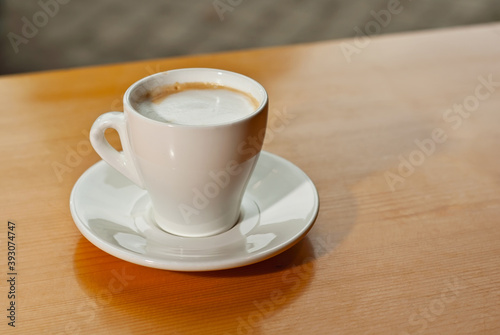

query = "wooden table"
1;23;500;334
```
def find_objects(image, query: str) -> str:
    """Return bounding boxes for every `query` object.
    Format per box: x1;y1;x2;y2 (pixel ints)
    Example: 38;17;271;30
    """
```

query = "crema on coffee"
133;82;259;126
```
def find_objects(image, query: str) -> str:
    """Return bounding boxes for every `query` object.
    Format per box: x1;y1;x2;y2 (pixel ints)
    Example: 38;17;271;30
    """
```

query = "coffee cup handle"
90;112;144;188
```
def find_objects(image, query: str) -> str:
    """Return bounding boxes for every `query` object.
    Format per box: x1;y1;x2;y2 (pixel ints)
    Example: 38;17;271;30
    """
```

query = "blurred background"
1;0;499;75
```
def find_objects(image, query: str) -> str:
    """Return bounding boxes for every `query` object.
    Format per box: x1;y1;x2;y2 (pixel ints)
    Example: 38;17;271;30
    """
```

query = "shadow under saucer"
72;235;316;334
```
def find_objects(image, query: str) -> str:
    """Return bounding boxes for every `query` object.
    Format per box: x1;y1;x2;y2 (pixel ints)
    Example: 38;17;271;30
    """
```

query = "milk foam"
137;87;257;126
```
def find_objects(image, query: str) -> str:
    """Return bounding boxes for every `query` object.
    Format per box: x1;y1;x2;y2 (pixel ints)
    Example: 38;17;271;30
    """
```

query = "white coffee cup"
90;68;268;237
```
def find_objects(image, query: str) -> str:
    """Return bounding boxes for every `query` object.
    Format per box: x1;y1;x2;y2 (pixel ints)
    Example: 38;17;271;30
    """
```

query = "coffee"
134;82;259;126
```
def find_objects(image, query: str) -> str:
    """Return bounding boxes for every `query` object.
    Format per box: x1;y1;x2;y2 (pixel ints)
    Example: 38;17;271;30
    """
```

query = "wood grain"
1;23;500;334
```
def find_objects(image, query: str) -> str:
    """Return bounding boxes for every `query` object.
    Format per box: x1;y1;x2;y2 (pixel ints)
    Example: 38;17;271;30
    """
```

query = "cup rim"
123;68;268;128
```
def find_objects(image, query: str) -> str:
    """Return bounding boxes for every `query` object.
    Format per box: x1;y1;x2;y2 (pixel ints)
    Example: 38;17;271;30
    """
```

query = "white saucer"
70;151;319;271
